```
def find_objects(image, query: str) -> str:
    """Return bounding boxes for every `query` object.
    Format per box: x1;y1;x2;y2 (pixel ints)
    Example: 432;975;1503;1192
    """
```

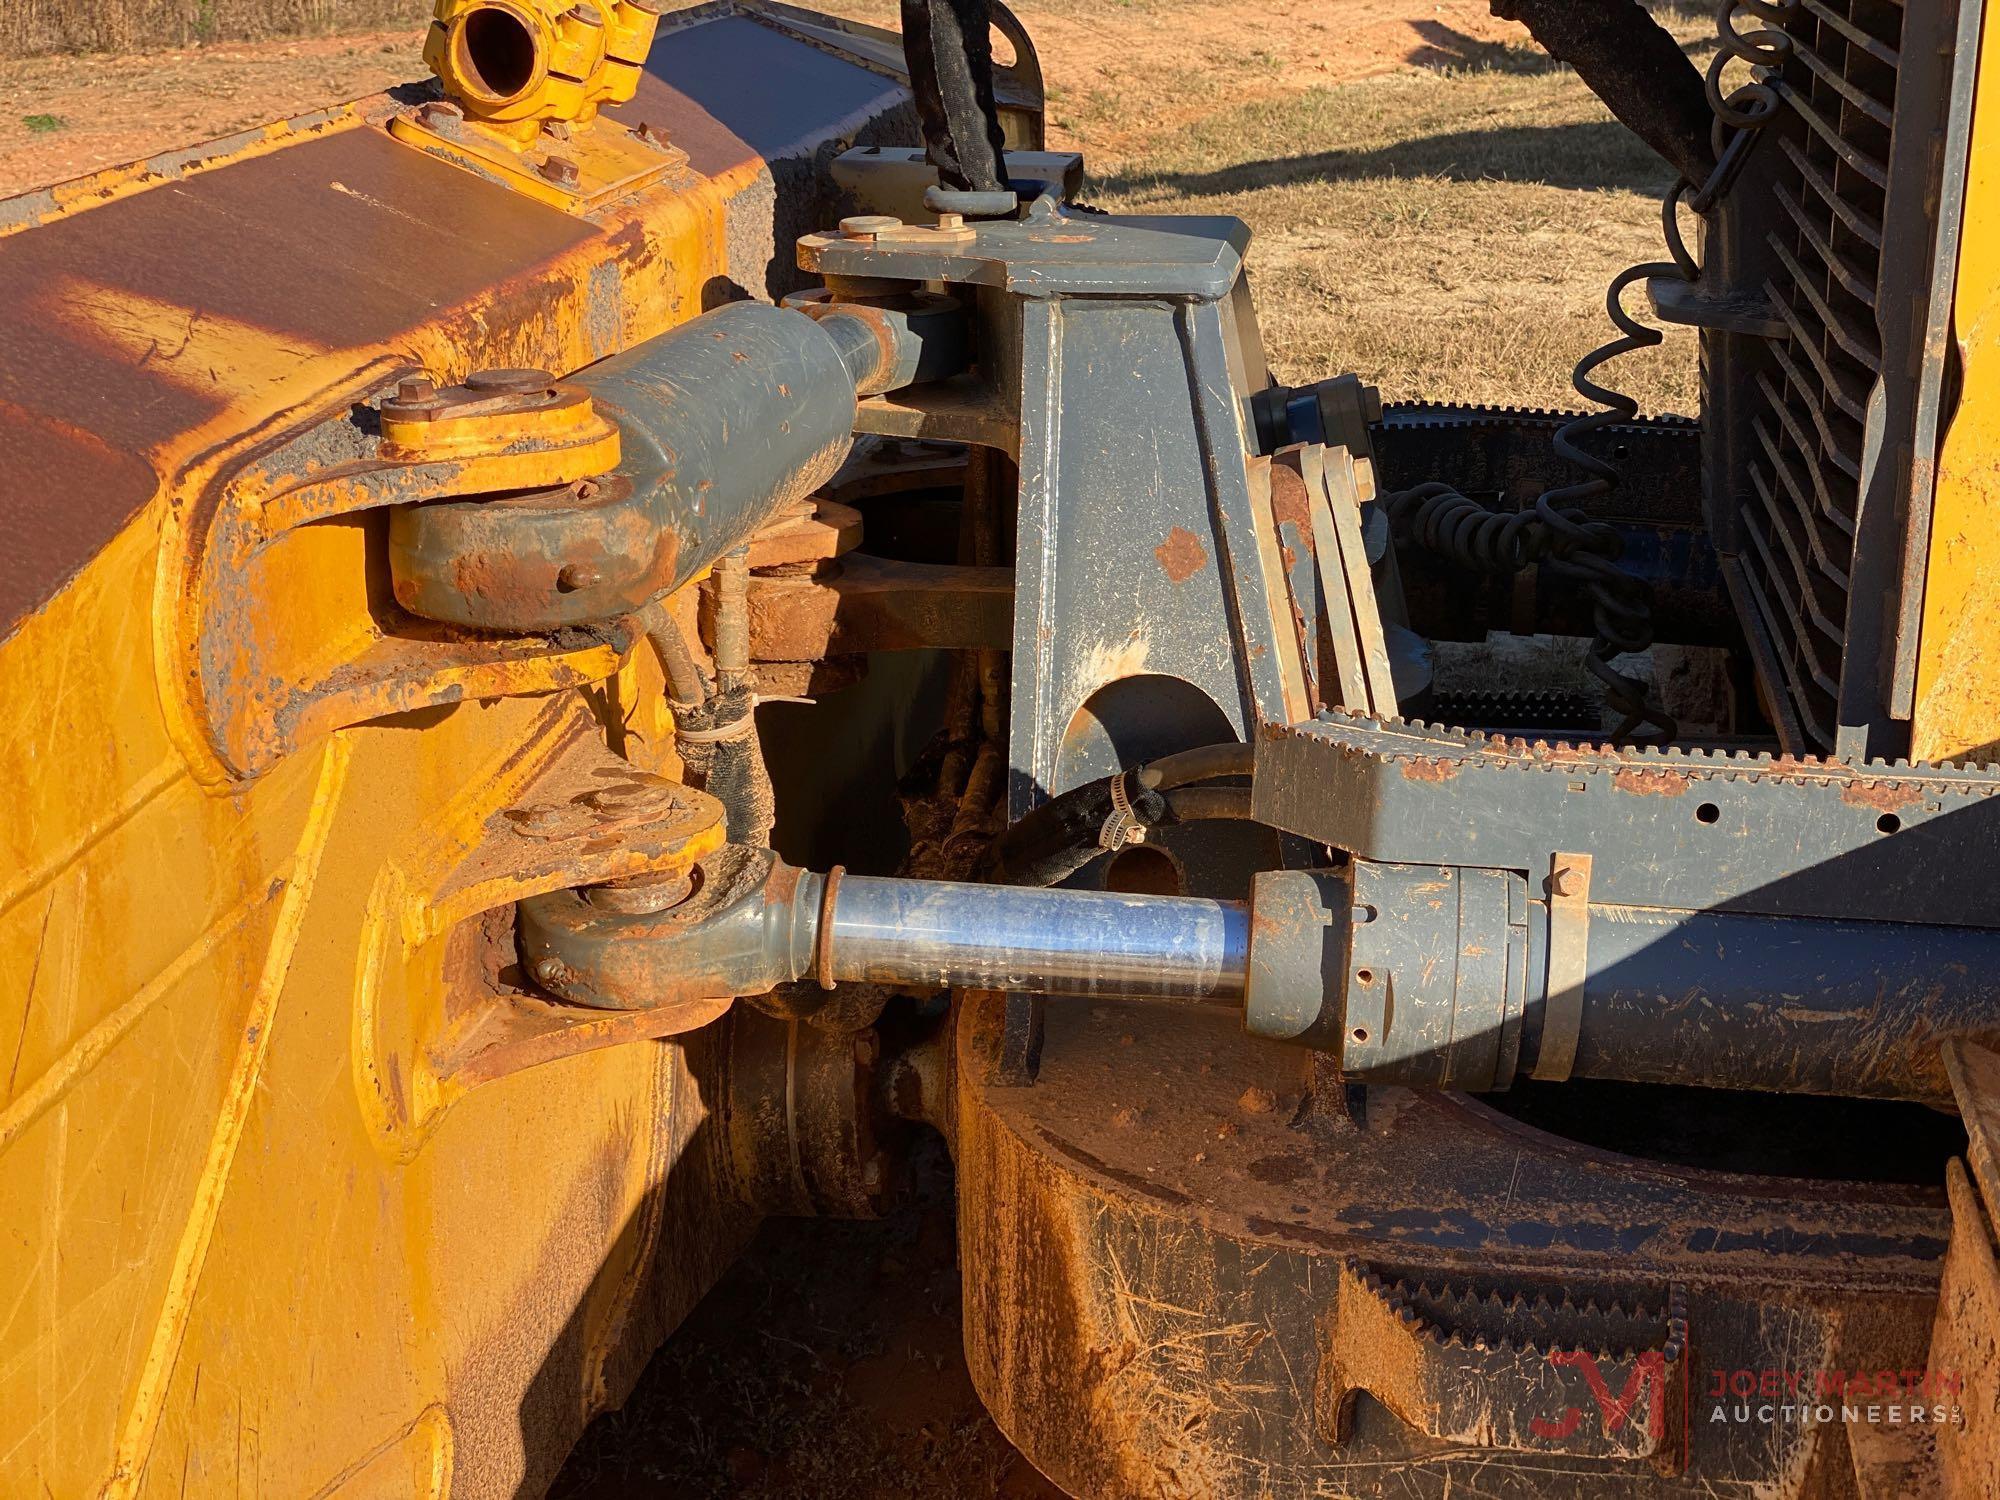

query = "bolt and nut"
465;367;556;395
414;99;463;135
512;804;575;839
582;780;684;818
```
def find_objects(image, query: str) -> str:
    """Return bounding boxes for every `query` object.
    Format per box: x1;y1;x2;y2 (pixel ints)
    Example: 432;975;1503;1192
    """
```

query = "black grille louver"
1736;0;1907;753
1705;0;1982;763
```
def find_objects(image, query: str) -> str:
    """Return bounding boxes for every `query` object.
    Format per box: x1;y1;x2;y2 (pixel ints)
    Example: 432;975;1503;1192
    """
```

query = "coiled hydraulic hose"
1384;0;1799;740
1385;461;1670;738
1702;0;1794;151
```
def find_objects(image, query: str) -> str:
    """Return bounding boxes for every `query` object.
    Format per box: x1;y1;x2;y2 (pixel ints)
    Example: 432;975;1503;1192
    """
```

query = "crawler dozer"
5;0;2000;1493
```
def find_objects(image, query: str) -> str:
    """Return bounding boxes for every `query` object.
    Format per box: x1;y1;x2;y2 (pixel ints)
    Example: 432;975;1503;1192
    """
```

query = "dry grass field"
0;0;421;55
0;4;1710;1494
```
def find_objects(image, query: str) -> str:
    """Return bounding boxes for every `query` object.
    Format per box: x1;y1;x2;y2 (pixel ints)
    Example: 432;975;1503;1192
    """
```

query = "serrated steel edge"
1358;1268;1679;1361
1283;711;2000;793
1377;401;1700;434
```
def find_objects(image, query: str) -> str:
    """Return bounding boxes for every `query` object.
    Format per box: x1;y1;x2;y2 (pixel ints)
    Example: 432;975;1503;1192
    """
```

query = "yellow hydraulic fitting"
424;0;661;142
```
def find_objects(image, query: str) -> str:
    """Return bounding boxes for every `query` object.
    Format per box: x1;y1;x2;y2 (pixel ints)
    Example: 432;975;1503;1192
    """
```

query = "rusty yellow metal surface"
1912;7;2000;764
0;66;789;1500
0;109;366;241
395;0;674;213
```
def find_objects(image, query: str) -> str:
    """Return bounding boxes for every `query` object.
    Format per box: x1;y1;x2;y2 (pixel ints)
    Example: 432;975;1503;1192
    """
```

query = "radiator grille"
1737;0;1904;750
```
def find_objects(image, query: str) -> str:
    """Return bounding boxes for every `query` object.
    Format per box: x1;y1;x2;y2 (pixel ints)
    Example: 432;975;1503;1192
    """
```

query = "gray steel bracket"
801;211;1304;817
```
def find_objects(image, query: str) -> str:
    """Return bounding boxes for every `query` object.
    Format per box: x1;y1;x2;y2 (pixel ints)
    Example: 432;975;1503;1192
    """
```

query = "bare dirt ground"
552;1142;1068;1500
817;0;1523;157
0;5;1705;1494
0;27;422;195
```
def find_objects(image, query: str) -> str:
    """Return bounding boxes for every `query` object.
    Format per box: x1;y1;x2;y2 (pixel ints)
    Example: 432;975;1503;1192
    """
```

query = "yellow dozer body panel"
0;9;917;1493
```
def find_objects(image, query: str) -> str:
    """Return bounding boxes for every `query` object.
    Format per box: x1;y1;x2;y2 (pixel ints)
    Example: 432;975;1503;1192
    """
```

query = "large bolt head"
839;214;900;241
465;367;555;394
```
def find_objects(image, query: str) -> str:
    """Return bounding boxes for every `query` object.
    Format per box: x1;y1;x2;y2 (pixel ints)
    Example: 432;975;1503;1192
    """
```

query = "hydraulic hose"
985;742;1256;886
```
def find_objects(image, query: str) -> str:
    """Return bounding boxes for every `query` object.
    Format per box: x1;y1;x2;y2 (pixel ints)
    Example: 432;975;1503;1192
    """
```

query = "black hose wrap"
900;0;1010;194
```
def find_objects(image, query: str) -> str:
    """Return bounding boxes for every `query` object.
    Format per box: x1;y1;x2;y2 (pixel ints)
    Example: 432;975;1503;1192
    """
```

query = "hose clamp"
813;865;845;991
1098;771;1148;850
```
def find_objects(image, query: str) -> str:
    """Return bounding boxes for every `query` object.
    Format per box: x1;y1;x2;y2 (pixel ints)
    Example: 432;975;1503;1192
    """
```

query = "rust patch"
1268;458;1314;532
1399;758;1458;783
1842;779;1925;813
1614;767;1690;798
1154;525;1208;584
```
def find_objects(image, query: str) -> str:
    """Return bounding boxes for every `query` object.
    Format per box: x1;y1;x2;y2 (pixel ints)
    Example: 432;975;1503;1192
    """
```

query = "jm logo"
1529;1349;1670;1445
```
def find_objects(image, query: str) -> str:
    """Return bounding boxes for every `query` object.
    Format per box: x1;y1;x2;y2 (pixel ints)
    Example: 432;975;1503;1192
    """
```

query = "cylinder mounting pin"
840;215;901;241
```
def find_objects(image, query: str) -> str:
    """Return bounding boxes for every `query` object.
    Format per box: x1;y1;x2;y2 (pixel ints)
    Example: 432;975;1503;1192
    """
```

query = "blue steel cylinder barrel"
389;300;863;630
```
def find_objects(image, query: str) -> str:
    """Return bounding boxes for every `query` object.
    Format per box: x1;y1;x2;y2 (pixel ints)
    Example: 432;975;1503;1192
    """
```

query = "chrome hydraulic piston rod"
822;872;1247;999
518;845;1248;1012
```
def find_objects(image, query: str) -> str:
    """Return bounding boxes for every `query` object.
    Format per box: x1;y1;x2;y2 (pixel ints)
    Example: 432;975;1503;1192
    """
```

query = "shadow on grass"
1402;20;1568;77
1402;15;1721;77
1096;119;1676;201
